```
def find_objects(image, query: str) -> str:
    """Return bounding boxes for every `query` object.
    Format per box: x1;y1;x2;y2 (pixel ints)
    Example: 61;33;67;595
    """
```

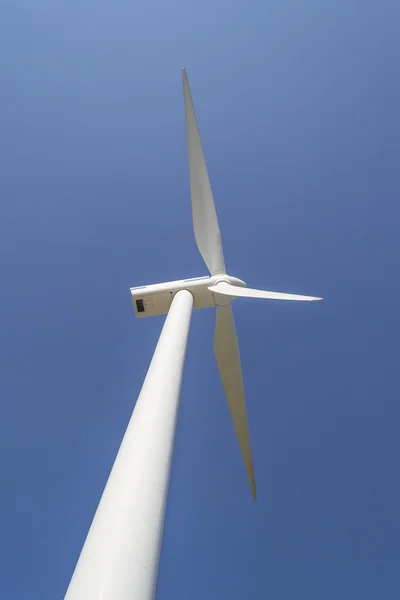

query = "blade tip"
251;477;257;500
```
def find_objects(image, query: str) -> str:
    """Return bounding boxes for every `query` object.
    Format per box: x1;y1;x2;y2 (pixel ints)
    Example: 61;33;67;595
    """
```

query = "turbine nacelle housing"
130;275;245;318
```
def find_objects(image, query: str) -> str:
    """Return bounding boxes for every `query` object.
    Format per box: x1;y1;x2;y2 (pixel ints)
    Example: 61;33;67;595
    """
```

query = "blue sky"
1;0;400;598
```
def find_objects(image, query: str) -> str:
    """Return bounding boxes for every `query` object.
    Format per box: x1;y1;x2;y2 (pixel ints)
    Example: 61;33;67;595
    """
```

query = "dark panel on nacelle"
132;292;173;318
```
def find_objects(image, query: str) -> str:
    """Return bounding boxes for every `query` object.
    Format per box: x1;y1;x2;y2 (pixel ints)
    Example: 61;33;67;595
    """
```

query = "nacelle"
130;275;245;318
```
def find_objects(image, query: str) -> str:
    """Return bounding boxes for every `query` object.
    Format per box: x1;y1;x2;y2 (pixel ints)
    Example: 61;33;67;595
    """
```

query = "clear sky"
1;1;400;598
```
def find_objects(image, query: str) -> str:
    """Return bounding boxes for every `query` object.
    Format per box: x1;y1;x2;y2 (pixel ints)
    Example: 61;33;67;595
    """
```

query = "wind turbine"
64;68;322;600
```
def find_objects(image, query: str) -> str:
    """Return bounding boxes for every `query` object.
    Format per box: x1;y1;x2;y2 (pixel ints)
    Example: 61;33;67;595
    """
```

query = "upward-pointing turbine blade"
209;281;323;302
214;304;256;499
182;68;226;276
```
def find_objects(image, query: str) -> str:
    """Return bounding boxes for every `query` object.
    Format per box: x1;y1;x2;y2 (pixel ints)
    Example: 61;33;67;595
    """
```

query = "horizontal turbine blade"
209;281;323;302
214;304;256;500
182;68;226;276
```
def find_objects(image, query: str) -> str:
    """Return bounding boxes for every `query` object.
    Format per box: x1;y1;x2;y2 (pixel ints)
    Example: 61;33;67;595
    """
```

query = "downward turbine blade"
209;281;323;302
182;68;226;276
214;304;256;499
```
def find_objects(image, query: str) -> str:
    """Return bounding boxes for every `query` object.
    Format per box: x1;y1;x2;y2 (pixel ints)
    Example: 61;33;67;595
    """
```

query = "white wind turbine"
64;68;322;600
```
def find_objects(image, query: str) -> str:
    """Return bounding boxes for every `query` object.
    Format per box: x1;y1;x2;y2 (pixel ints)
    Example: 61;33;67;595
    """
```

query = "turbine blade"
214;304;256;499
182;68;226;276
209;281;323;302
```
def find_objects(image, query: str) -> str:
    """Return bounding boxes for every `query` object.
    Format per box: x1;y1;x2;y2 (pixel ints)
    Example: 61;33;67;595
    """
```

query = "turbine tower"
64;69;322;600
